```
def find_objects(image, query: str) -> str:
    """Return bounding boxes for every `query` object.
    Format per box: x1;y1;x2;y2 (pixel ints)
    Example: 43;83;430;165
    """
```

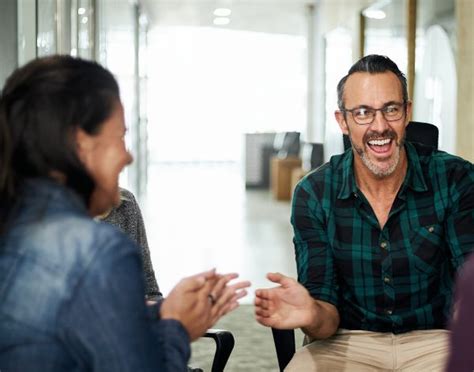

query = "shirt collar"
403;141;428;192
338;149;357;199
337;141;428;200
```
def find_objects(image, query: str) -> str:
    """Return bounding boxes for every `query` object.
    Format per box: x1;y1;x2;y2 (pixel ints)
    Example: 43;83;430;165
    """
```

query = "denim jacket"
0;179;190;371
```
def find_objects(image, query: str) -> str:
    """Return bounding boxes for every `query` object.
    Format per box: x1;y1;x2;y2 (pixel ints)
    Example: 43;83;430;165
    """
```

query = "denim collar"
20;178;89;217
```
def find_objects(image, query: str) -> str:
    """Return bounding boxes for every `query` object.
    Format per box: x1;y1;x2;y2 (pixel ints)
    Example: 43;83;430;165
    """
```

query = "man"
255;55;474;371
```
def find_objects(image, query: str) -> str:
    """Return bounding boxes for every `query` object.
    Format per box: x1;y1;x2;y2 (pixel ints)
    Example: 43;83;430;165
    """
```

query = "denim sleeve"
57;230;190;372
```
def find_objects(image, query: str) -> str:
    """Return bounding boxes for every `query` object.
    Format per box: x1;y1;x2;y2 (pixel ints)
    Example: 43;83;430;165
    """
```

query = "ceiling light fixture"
362;0;391;20
213;17;230;26
362;9;386;19
214;8;231;17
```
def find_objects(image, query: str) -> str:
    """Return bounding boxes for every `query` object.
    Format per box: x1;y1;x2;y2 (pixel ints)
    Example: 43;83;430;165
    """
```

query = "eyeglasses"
341;102;406;125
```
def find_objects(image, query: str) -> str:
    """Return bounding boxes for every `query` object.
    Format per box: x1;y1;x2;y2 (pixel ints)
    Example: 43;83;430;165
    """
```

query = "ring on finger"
208;293;217;305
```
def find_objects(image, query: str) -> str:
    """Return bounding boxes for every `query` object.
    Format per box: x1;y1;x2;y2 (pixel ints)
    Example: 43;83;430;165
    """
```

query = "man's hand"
254;272;317;329
160;269;250;341
255;272;340;339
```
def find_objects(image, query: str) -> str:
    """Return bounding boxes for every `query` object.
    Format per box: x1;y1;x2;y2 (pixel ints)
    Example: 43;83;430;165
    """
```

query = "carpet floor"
189;305;304;372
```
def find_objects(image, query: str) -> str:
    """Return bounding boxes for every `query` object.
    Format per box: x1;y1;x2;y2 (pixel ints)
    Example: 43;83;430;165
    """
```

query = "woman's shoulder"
18;212;137;270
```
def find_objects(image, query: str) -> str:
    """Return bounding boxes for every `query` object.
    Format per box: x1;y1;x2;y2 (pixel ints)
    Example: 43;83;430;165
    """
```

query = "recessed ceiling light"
78;7;86;15
214;8;231;17
362;9;386;19
213;17;230;26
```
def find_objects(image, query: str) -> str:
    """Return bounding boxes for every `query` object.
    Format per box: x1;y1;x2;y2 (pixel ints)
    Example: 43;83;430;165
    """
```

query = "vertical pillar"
407;0;417;103
306;3;315;143
17;0;36;66
0;0;18;87
359;12;365;58
456;0;474;161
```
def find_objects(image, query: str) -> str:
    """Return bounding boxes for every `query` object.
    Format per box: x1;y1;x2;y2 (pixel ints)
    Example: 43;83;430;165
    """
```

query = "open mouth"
367;138;393;154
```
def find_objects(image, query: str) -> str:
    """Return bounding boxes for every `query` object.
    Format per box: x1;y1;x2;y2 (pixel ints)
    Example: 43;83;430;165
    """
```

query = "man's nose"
370;110;390;133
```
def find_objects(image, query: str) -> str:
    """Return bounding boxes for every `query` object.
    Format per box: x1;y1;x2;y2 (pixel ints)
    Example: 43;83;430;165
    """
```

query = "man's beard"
350;129;405;179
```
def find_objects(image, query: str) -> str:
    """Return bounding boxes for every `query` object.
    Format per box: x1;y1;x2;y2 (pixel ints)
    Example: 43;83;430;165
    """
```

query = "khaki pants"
285;329;450;372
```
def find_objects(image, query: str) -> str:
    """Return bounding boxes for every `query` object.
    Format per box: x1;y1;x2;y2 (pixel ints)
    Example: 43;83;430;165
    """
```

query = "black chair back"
405;121;439;149
274;131;301;159
301;142;324;172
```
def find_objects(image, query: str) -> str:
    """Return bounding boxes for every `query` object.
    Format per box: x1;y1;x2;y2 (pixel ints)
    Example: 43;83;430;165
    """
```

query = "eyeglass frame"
340;101;408;125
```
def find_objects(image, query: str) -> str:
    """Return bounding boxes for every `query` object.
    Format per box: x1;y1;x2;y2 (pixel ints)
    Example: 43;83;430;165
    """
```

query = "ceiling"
140;0;317;36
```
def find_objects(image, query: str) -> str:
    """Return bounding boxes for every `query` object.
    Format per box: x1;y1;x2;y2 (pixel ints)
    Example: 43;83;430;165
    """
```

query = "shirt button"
385;309;393;315
428;226;435;233
380;241;388;249
383;276;391;283
353;192;359;198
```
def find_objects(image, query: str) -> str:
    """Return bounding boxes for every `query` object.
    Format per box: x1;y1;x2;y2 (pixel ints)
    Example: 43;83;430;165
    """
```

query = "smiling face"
75;101;133;216
335;71;412;179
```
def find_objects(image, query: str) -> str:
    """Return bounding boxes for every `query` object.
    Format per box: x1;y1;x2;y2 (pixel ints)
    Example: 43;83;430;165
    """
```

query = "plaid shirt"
292;142;474;333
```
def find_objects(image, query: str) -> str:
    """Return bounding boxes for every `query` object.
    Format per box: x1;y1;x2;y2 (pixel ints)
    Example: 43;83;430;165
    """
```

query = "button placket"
380;231;394;316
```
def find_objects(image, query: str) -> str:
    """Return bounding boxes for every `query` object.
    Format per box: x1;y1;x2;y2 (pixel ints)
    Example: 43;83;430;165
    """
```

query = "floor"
141;162;298;304
190;304;304;372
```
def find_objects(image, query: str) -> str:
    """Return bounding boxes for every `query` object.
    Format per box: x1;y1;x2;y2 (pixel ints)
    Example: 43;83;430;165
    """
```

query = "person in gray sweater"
101;188;162;301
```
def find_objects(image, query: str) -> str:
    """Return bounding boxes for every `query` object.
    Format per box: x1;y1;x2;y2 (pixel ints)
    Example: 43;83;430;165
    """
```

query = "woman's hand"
160;269;250;341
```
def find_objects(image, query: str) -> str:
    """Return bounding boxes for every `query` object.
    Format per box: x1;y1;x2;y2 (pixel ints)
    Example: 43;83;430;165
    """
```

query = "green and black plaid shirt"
292;142;474;333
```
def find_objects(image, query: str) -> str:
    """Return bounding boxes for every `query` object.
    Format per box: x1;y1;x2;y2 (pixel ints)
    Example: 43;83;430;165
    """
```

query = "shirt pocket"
408;224;444;275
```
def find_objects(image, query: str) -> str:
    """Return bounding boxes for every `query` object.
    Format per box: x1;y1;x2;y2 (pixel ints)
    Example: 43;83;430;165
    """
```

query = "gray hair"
336;54;408;110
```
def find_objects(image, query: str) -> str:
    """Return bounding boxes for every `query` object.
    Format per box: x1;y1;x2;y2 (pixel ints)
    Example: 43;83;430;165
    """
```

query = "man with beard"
254;55;474;371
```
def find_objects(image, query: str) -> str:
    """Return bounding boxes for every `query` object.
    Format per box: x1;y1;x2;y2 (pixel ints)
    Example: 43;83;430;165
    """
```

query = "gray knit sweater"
103;188;161;301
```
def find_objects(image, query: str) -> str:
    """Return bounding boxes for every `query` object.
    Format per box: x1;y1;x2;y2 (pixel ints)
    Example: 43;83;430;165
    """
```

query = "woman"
99;188;162;302
0;56;249;371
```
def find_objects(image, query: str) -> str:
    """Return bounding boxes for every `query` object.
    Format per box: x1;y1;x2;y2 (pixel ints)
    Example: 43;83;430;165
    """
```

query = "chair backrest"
271;328;296;372
301;142;324;172
405;121;439;149
274;131;301;159
342;121;439;151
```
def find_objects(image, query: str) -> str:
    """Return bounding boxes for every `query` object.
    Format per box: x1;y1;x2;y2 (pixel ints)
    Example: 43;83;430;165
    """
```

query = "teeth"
368;138;391;146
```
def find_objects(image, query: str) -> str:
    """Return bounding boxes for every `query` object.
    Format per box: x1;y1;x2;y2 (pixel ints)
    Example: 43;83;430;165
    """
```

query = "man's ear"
335;110;349;135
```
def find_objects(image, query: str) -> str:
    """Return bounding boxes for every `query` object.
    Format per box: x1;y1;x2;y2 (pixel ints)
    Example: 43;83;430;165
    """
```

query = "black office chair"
197;329;234;372
301;142;324;172
274;131;301;159
271;121;439;372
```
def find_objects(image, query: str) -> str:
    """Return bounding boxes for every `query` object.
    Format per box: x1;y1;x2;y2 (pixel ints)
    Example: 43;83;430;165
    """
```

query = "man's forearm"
301;299;340;339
